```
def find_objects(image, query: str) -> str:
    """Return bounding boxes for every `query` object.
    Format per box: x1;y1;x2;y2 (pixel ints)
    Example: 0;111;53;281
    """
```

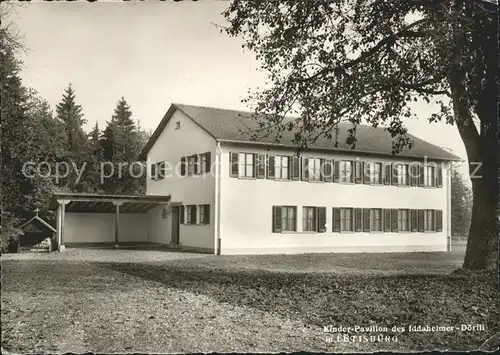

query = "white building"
140;103;459;254
51;103;459;254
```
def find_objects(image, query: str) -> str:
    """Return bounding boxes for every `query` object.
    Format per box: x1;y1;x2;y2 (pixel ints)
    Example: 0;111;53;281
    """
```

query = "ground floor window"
424;209;434;231
340;208;353;231
302;207;317;231
370;209;382;231
272;205;297;232
186;205;197;224
398;209;409;231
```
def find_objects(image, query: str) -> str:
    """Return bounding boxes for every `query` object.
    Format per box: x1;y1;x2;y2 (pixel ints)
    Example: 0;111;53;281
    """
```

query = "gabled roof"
139;103;461;161
18;215;57;233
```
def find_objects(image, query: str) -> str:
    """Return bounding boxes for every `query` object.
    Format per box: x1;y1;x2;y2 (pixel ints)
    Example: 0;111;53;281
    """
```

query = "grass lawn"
1;245;498;353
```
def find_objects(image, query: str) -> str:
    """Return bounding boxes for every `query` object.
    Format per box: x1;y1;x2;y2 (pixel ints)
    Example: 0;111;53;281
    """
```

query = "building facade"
140;103;459;255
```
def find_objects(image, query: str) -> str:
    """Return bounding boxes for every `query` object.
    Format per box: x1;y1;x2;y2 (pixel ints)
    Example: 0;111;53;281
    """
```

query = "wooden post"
114;201;121;248
56;203;62;252
60;201;66;251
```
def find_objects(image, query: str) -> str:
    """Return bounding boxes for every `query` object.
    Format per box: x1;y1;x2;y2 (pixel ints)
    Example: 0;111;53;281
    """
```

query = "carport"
49;192;176;251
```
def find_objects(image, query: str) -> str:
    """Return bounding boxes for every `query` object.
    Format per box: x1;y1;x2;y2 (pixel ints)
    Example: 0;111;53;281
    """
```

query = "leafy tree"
451;168;472;237
223;0;498;270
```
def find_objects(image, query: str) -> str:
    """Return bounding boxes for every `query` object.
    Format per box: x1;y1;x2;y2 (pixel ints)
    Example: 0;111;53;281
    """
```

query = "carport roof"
49;192;173;214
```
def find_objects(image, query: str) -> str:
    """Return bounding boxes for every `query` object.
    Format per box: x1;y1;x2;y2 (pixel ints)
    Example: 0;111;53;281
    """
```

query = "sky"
10;0;469;177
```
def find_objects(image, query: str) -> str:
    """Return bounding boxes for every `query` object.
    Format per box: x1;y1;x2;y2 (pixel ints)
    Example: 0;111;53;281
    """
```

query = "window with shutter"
354;208;362;231
391;209;399;232
318;207;327;232
301;157;309;181
309;158;322;181
256;154;266;179
362;208;370;232
193;155;199;175
340;208;353;231
436;210;443;231
197;204;210;224
157;162;166;180
230;152;238;177
281;206;297;231
291;155;300;180
369;209;382;231
332;207;341;232
272;206;282;233
383;209;391;231
339;160;353;183
275;156;290;179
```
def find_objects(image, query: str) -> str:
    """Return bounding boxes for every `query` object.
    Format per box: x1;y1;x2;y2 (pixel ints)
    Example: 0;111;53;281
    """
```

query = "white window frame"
302;207;317;231
340;161;353;183
281;206;297;232
398;209;409;231
186;205;197;224
275;156;290;180
238;153;254;178
397;164;408;185
424;209;434;231
308;158;322;181
370;208;382;231
369;163;382;184
340;208;353;231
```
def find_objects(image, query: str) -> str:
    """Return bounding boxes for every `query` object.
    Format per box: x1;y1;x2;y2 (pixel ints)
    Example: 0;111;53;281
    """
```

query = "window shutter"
291;156;300;180
417;210;425;232
383;209;391;232
436;166;443;187
323;160;333;182
363;208;370;232
252;153;258;178
333;160;340;183
384;164;391;185
204;205;210;224
418;166;425;187
151;163;157;180
391;164;398;185
267;155;275;179
205;152;211;173
230;152;238;177
158;162;166;180
301;157;309;181
355;161;363;184
180;205;185;224
410;209;417;232
391;209;398;232
332;208;341;232
192;205;198;224
409;165;416;186
193;155;199;175
256;154;266;179
363;162;369;184
317;207;326;232
436;210;443;232
179;157;185;176
272;206;282;233
354;208;362;232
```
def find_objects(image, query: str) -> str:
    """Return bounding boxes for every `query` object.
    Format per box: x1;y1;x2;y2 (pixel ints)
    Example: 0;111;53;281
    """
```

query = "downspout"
214;141;222;255
446;162;452;252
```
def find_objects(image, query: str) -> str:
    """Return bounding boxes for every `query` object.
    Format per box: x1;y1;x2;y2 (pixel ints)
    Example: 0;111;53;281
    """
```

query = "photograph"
1;0;498;353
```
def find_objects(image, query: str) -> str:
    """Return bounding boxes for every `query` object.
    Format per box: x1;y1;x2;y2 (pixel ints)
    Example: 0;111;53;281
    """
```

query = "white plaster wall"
219;144;451;255
147;205;171;244
63;213;148;244
146;109;216;251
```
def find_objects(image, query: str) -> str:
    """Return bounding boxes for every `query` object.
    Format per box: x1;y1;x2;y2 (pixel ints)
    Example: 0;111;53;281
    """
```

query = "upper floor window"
275;156;290;180
425;166;435;187
340;161;354;183
238;153;254;178
397;164;409;185
187;155;197;176
175;121;180;130
369;163;382;184
308;158;322;181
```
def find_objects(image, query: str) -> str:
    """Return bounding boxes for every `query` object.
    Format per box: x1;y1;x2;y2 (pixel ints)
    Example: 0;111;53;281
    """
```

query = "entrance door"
171;206;180;245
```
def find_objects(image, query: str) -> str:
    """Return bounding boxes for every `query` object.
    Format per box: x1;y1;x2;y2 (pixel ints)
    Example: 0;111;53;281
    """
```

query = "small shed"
17;209;56;252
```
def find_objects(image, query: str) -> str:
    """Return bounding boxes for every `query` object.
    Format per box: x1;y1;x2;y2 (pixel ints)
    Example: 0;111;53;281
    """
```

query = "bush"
1;212;22;253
